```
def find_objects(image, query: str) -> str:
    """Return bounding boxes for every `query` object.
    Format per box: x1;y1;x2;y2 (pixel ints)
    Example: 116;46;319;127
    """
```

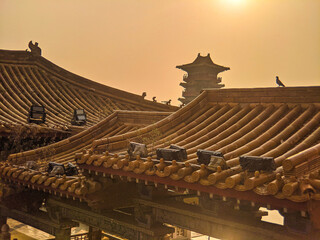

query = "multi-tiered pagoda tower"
177;53;230;105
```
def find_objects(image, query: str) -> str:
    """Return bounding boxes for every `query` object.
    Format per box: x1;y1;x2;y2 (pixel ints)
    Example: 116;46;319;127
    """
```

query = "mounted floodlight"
71;109;86;126
128;142;148;158
197;150;228;171
156;148;180;161
65;162;78;176
197;150;223;165
239;156;276;172
47;162;65;176
156;145;187;162
170;145;187;160
27;104;46;124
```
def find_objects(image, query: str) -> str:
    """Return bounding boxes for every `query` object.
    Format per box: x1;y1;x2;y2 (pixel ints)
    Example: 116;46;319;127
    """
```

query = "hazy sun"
225;0;246;6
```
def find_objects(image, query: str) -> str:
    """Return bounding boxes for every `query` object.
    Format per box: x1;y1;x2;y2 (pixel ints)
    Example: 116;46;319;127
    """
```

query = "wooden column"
0;224;10;240
55;228;71;240
88;226;102;240
0;217;6;229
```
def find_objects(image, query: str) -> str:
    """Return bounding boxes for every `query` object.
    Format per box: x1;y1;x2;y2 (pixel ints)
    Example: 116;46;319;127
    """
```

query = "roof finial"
161;99;171;105
28;41;42;56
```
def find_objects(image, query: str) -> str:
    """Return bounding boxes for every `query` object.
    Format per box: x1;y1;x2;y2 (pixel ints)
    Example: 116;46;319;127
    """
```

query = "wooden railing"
47;232;120;240
47;233;88;240
71;233;89;240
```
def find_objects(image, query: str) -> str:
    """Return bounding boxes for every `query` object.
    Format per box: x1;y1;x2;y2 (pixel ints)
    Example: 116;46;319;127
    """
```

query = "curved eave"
0;49;178;112
176;63;230;73
76;86;320;206
2;87;320;208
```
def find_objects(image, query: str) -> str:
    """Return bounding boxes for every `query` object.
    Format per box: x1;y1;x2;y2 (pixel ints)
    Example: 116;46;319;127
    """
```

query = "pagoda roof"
176;53;230;72
0;48;177;133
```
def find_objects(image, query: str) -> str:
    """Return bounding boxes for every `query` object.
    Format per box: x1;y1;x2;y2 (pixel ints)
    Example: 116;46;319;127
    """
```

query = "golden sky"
1;0;319;105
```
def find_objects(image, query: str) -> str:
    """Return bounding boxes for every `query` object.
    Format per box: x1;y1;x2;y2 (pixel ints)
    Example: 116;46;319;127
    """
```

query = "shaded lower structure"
1;87;320;239
0;121;70;161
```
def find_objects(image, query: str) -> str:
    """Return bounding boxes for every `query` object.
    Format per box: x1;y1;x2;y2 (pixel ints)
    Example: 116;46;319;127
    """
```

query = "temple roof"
7;110;171;167
77;86;320;205
2;87;320;209
0;49;177;132
176;53;230;72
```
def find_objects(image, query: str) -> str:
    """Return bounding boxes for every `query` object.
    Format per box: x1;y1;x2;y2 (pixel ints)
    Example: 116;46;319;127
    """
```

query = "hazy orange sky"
1;0;319;105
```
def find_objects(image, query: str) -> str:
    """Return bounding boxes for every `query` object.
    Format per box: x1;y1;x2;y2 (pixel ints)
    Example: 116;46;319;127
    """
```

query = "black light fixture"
71;109;86;126
47;162;78;176
27;104;46;124
197;150;223;165
65;162;78;176
170;145;187;160
197;149;228;171
127;142;148;158
47;162;65;176
239;156;276;172
156;145;187;162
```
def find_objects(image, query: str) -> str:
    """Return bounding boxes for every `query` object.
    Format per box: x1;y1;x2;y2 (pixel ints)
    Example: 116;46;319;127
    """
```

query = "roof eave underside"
176;63;230;73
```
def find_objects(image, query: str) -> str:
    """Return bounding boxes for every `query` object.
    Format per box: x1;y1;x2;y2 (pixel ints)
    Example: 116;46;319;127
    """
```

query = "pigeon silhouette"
276;76;285;87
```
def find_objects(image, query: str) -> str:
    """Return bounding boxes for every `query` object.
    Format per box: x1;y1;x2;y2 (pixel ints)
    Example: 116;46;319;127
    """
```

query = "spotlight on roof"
47;162;65;176
156;145;187;162
47;162;78;176
71;109;86;126
65;162;78;176
128;142;148;158
170;145;187;159
239;156;276;172
197;150;223;165
197;149;228;171
27;104;46;124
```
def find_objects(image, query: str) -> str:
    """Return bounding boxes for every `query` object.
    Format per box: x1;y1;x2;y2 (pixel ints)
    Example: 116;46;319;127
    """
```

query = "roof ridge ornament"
28;40;42;56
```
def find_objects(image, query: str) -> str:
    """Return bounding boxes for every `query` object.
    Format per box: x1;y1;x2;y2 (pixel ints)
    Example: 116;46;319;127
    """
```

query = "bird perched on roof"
142;92;146;99
152;97;157;102
276;76;285;87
